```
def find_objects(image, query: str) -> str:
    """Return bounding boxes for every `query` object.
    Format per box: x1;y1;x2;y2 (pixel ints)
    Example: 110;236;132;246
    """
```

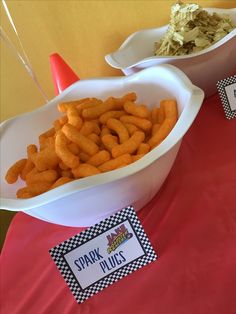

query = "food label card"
216;75;236;119
49;206;157;303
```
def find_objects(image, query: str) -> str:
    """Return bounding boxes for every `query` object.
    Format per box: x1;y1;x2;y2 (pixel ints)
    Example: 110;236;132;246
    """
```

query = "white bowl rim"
0;64;204;211
105;7;236;70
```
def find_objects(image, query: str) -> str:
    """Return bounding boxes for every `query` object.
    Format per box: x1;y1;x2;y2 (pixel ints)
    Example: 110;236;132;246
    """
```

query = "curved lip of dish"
105;8;236;70
0;64;204;211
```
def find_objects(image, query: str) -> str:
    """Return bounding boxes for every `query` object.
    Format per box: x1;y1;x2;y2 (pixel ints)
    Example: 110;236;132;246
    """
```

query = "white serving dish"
0;65;204;227
105;8;236;98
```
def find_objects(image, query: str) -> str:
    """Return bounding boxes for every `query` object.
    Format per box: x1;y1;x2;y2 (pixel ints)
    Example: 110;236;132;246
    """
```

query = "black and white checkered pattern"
216;75;236;120
49;206;157;304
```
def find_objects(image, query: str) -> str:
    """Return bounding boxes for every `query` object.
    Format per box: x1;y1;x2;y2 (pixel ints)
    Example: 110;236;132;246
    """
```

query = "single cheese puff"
33;145;59;171
137;143;150;155
132;154;145;162
113;92;137;109
53;119;62;131
99;110;125;124
55;131;80;169
98;154;132;172
62;124;99;156
68;142;80;155
72;163;101;178
100;126;111;137
76;98;103;115
59;115;68;125
59;161;70;170
39;128;55;146
20;159;35;180
79;151;90;162
120;115;152;132
27;181;52;196
27;144;37;161
87;150;111;167
151;107;159;124
123;123;139;135
82;97;115;119
67;106;83;129
161;99;178;122
16;187;32;199
152;123;161;136
148;118;176;148
79;121;94;136
5;159;27;184
111;131;145;158
101;134;119;152
39;136;55;151
60;170;74;178
157;103;165;124
58;99;87;113
87;133;101;146
106;118;129;144
124;101;149;118
50;177;73;189
26;169;58;185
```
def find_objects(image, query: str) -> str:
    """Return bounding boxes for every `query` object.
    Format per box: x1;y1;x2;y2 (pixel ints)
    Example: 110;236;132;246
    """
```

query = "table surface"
1;1;236;313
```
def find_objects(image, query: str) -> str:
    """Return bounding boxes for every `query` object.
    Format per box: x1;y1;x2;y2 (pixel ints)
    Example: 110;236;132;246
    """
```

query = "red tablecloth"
1;93;236;314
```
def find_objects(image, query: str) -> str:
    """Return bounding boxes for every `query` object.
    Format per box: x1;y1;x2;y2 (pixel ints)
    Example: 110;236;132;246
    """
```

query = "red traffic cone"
50;53;80;95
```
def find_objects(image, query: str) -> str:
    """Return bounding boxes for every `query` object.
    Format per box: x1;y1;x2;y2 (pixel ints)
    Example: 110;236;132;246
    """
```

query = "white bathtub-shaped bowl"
0;65;204;227
105;8;236;98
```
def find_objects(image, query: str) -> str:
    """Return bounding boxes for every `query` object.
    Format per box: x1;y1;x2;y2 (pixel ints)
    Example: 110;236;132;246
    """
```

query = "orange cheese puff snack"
100;126;111;137
112;131;145;158
27;181;52;196
39;128;55;145
124;101;149;118
59;161;70;170
55;131;80;169
87;150;111;167
16;187;32;199
120;115;152;132
152;123;161;136
98;154;132;172
50;177;73;189
26;169;58;185
59;115;68;125
34;145;60;171
161;99;178;122
5;159;27;184
67;106;83;129
157;103;165;124
20;160;35;180
76;98;103;115
79;152;90;162
60;170;74;178
53;119;62;131
99;110;125;124
113;92;137;109
80;121;95;136
27;144;38;160
106;118;129;144
82;97;115;119
137;143;150;155
87;133;101;146
132;154;145;162
101;134;119;152
62;124;99;156
72;163;101;178
123;123;139;136
151;107;159;124
148;118;176;148
57;99;87;113
68;142;80;155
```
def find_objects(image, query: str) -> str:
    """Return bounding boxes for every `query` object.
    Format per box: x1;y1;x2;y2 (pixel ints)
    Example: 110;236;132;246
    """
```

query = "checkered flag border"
216;75;236;120
49;206;157;304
